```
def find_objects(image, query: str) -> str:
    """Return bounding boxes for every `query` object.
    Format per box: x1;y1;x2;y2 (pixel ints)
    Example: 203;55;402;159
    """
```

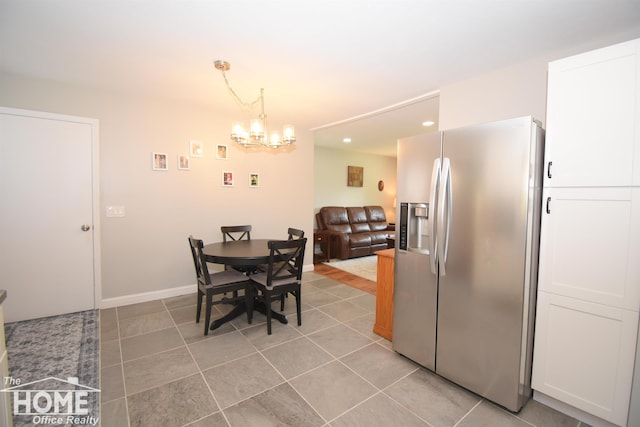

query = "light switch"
106;206;125;217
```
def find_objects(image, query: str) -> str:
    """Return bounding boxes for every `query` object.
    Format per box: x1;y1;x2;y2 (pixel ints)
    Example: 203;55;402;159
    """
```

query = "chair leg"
204;291;213;336
196;289;203;323
295;289;302;326
246;286;254;324
280;293;285;311
265;289;273;335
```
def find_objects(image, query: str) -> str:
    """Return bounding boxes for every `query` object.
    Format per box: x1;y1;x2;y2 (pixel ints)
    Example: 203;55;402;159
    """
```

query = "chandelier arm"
220;70;262;110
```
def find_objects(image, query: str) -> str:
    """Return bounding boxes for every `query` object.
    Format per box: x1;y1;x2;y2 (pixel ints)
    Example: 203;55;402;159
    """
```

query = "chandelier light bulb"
250;118;265;140
231;121;247;144
282;125;295;144
269;132;281;148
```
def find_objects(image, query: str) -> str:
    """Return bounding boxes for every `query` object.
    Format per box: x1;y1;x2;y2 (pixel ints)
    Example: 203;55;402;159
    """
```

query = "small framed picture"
190;140;203;158
222;171;234;187
216;144;228;160
347;165;364;187
152;152;168;171
249;173;260;188
177;155;190;170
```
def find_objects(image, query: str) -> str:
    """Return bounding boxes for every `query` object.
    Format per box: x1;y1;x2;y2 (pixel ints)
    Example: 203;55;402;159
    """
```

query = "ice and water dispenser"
398;202;430;254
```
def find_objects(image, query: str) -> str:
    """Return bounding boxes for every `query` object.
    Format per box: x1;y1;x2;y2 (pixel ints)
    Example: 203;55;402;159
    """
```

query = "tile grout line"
162;298;232;427
114;306;132;427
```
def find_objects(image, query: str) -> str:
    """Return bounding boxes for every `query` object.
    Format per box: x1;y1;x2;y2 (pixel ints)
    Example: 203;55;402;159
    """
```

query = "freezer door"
435;117;541;412
393;250;438;369
393;132;441;370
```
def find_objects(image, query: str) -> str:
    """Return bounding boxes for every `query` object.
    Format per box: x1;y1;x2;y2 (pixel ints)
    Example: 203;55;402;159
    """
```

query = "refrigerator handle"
429;158;441;275
437;157;452;276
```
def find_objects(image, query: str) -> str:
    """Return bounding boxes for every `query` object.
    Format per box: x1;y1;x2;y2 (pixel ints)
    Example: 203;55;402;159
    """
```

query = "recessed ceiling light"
422;121;435;127
343;137;352;143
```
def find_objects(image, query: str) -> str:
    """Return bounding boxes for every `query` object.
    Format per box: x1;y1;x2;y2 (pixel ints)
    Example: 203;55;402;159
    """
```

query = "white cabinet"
533;38;640;427
538;187;640;310
533;293;638;425
544;39;640;187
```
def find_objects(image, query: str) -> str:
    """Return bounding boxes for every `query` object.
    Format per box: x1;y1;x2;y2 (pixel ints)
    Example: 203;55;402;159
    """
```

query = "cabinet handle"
547;161;552;179
546;197;551;214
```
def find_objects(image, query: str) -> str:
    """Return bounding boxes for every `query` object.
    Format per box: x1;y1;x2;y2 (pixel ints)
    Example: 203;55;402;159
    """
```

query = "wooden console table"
313;230;331;263
373;248;394;340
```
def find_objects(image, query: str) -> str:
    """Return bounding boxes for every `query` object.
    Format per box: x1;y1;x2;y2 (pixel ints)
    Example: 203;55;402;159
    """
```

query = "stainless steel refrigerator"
393;116;544;412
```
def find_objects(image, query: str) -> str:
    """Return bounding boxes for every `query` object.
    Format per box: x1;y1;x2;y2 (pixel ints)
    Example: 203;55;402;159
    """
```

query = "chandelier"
214;60;295;149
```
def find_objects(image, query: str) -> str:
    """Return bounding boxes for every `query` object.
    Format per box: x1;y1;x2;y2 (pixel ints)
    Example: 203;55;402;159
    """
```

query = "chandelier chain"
219;69;262;112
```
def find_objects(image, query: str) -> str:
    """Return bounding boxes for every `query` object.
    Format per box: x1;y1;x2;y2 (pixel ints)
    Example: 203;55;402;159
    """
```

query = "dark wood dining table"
202;239;288;330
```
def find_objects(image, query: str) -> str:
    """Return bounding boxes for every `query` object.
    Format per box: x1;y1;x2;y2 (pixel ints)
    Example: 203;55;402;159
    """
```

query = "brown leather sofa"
316;205;395;260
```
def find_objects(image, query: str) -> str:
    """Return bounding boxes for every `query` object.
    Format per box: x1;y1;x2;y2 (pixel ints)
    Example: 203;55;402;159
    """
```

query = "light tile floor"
100;272;587;427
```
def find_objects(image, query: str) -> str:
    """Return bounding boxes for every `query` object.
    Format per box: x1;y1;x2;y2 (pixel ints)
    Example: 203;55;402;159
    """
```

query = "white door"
0;108;99;322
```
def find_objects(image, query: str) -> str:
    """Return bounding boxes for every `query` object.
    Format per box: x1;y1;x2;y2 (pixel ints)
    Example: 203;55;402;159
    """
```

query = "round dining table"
202;239;288;330
202;239;274;268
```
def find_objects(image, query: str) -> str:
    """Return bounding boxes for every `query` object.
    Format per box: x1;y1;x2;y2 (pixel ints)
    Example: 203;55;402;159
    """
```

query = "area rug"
4;310;99;426
324;255;377;282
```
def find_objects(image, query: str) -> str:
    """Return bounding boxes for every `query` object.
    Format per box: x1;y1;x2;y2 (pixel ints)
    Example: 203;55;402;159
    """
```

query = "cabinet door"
532;292;638;426
538;187;640;310
544;38;640;187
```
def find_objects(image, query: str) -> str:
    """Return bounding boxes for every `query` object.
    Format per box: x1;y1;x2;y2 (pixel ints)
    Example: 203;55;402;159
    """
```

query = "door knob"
81;224;91;232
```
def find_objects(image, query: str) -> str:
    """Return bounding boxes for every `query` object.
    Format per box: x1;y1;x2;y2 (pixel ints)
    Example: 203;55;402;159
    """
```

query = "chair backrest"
287;227;305;240
264;238;307;287
221;225;252;242
188;236;211;286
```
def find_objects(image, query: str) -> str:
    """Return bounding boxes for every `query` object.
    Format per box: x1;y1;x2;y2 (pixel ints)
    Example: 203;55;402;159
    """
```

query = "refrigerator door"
435;117;541;411
393;132;441;370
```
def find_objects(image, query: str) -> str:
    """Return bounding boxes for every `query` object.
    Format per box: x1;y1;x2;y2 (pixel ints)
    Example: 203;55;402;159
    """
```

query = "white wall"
439;57;549;130
0;72;314;303
314;146;397;223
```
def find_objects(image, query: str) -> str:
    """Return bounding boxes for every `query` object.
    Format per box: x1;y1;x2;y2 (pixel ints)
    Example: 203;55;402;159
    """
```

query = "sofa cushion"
320;207;352;234
364;205;389;231
369;231;390;245
349;233;372;248
347;207;371;233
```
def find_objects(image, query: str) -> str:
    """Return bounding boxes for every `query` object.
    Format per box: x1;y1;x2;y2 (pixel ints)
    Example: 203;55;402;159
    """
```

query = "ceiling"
2;1;640;157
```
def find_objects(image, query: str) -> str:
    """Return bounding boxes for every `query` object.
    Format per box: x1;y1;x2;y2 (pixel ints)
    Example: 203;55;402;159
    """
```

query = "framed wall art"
190;140;203;158
177;155;190;170
249;173;259;188
222;171;234;187
216;144;228;160
152;152;168;171
347;165;363;187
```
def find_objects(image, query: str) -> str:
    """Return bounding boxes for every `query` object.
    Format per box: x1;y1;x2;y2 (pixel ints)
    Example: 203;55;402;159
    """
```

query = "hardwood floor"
313;261;377;295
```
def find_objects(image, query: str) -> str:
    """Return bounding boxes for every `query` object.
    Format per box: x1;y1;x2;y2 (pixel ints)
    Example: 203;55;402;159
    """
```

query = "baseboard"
101;265;315;309
101;284;196;309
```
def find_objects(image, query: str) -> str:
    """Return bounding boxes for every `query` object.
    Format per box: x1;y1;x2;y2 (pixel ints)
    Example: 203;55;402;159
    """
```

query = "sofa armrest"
327;230;350;260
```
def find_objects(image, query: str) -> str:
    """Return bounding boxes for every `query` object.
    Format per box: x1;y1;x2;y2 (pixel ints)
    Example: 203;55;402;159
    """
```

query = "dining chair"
287;227;305;240
221;225;252;242
248;238;307;334
257;227;304;274
188;236;252;335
